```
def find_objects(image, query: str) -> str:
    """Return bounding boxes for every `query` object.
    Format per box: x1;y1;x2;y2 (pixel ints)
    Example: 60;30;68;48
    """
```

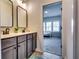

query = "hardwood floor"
29;52;62;59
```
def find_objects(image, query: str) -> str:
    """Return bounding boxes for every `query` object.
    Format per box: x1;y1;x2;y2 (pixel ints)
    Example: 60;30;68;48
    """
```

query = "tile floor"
29;52;62;59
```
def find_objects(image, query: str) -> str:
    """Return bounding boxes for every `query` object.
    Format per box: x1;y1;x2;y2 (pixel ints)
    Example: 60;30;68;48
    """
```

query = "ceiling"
43;2;62;18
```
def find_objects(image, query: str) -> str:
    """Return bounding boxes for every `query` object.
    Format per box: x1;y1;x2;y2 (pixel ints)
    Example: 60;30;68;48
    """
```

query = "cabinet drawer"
1;38;16;49
18;35;26;43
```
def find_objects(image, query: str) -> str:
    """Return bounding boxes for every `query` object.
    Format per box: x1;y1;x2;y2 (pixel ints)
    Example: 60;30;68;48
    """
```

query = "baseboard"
35;49;43;54
36;48;43;52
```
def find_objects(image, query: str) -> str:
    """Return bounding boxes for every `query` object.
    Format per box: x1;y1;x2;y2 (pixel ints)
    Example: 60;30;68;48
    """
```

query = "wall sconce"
17;0;27;9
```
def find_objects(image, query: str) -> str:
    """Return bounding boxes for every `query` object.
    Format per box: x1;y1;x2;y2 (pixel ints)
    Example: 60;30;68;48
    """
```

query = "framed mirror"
1;0;13;27
17;6;28;28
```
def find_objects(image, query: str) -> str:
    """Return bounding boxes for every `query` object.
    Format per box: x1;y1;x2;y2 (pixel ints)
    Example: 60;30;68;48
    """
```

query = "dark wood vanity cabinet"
1;32;37;59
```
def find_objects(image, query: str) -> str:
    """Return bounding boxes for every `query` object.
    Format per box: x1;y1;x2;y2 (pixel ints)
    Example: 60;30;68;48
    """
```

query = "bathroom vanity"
1;32;37;59
1;0;36;59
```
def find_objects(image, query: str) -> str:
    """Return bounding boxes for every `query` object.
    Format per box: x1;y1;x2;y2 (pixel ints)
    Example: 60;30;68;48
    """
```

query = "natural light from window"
43;22;52;32
46;22;52;32
53;21;60;32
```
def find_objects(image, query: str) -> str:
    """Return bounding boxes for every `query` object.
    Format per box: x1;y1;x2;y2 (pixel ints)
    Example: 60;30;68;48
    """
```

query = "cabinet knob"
18;45;20;47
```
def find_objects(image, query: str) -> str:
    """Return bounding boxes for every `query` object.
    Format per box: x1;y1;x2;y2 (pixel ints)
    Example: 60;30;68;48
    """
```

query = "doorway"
43;1;62;56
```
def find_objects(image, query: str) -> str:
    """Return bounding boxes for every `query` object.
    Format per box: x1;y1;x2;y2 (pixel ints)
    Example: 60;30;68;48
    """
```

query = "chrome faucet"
3;28;10;34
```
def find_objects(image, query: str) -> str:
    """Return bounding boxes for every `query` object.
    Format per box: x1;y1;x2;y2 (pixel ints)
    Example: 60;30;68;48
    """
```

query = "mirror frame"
16;6;28;28
1;0;14;28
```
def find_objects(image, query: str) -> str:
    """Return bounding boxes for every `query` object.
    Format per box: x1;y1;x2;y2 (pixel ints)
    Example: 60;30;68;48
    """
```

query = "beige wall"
27;0;43;51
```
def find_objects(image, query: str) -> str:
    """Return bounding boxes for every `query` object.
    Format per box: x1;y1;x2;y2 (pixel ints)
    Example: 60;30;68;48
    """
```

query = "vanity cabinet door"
28;38;32;57
18;41;26;59
2;46;16;59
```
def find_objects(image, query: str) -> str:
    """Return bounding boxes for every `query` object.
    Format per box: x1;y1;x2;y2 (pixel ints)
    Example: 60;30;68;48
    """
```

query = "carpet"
44;37;62;56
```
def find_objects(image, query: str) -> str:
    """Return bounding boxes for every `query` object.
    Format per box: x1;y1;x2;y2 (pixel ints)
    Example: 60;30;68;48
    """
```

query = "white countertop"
1;32;36;39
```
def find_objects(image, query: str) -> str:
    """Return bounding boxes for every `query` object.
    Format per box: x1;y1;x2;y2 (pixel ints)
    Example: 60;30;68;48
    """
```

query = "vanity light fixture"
17;0;27;9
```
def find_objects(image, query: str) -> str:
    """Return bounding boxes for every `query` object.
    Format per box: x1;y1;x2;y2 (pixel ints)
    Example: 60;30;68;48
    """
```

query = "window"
43;22;52;32
46;22;52;32
53;21;60;32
